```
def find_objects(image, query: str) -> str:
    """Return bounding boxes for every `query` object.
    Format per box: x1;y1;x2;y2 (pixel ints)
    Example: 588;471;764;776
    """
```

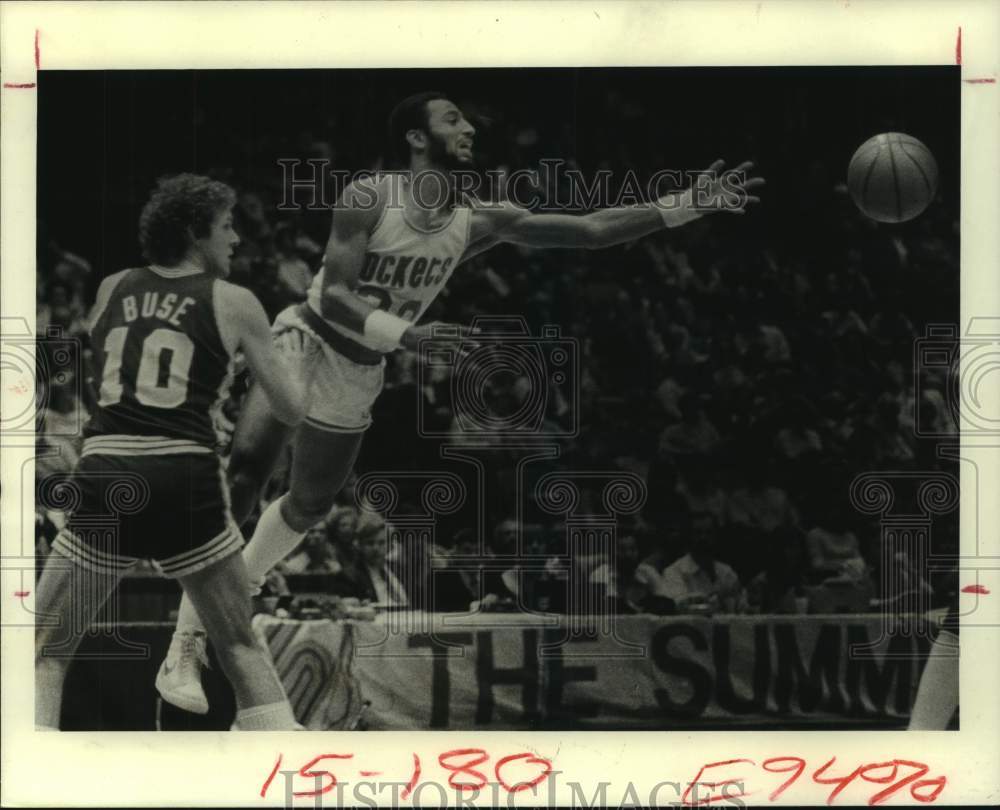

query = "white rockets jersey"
306;197;472;352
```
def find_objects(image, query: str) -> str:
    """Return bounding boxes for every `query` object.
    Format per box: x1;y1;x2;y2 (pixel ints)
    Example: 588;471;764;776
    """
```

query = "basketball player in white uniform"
157;91;764;713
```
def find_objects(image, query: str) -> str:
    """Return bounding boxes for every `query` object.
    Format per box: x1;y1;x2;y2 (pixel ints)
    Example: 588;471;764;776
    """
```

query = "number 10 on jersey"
99;326;195;409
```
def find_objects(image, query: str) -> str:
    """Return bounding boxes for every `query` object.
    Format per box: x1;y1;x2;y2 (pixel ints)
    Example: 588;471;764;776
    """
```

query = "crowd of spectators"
35;83;961;618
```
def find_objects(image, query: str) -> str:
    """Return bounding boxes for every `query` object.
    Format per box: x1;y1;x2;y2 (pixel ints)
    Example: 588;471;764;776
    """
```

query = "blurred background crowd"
35;67;960;619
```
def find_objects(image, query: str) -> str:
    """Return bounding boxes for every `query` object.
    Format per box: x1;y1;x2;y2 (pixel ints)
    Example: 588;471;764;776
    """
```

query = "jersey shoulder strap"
211;279;243;357
86;268;133;335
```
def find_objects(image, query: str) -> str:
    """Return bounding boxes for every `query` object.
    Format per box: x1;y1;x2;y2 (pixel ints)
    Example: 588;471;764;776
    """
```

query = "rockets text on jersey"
306;188;472;353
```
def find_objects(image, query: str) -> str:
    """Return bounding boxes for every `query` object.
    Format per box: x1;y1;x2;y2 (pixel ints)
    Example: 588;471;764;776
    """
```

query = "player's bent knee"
284;493;336;529
229;445;279;488
228;468;266;525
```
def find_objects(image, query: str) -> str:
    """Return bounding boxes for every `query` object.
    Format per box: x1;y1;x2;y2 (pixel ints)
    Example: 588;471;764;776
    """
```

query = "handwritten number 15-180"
260;748;554;800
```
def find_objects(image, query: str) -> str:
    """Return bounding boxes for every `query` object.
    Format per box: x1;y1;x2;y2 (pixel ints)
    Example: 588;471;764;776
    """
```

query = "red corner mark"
956;26;962;65
962;584;990;595
3;30;40;88
15;591;30;598
964;78;997;84
260;754;282;799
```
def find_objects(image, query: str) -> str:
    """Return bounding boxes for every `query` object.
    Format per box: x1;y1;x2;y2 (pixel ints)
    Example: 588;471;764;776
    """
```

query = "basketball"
847;133;938;223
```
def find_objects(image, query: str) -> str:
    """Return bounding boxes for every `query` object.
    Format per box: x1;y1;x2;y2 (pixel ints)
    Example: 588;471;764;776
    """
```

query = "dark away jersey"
83;266;235;453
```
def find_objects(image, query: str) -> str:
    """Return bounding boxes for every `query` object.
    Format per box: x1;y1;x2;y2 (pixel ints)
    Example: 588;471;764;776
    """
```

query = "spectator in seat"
725;456;799;535
587;530;645;613
674;455;727;526
331;517;409;606
637;512;746;614
437;528;517;612
774;402;824;461
804;505;870;585
326;506;358;546
280;522;341;576
658;392;722;456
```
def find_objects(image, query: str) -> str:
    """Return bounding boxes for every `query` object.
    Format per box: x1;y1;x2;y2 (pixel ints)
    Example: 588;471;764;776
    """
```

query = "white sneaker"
155;631;210;715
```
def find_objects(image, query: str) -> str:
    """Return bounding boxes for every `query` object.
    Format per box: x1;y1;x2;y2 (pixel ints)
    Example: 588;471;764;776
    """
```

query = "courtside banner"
256;614;927;730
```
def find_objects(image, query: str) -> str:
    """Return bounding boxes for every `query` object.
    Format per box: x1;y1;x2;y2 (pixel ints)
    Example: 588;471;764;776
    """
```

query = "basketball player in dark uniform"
35;174;318;731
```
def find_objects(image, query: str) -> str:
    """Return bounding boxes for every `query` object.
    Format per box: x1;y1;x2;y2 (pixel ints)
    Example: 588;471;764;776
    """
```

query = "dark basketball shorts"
51;451;243;578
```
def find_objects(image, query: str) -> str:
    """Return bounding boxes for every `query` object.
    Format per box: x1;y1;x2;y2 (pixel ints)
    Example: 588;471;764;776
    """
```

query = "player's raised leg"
285;423;365;530
35;554;125;729
228;381;295;528
176;550;297;730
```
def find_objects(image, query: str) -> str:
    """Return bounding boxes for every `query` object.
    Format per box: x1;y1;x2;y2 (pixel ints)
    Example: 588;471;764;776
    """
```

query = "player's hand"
275;329;322;410
212;410;236;451
276;328;321;366
691;159;765;215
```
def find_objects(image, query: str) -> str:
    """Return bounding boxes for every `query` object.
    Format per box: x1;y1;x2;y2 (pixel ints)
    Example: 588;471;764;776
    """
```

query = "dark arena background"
36;67;960;730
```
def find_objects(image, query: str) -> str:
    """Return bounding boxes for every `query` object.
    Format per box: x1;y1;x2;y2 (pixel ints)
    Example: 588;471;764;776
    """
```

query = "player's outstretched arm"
484;159;763;250
219;283;317;426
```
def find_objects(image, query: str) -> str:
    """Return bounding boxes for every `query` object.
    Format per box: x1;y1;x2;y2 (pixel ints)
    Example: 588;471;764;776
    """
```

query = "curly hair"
138;174;236;266
386;90;451;167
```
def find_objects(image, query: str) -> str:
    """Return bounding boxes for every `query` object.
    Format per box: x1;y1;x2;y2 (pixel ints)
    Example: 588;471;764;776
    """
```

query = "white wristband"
656;187;703;228
363;309;410;351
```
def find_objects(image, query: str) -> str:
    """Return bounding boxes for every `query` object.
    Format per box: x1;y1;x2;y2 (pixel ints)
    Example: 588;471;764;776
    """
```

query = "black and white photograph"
3;2;999;807
32;63;962;730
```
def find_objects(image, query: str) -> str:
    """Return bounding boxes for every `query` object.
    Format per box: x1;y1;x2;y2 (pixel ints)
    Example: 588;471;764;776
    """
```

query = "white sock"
242;496;308;591
234;700;298;730
175;597;207;635
174;496;307;634
908;630;959;730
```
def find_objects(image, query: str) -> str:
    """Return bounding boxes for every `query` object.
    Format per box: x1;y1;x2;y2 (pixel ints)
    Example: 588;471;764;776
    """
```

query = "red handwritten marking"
494;752;554;793
260;754;282;798
964;78;996;83
762;757;807;801
909;775;948;803
812;757;864;804
263;750;558;801
14;591;30;598
683;759;756;806
401;753;421;800
292;753;353;798
438;748;489;792
868;760;929;805
687;756;945;806
3;30;40;89
858;760;901;789
962;584;990;594
956;26;962;65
